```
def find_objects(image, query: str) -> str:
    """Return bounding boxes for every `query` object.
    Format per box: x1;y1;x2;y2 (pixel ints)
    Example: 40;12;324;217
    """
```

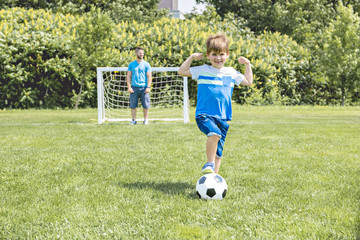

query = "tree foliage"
0;0;168;23
72;7;117;109
196;0;360;44
318;2;360;105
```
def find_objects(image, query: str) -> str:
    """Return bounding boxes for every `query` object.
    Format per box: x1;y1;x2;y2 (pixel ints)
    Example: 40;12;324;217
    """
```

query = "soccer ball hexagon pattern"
196;173;227;200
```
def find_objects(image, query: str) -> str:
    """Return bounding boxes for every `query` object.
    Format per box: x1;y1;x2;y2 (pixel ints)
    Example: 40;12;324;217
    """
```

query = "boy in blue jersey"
178;34;253;174
127;47;152;125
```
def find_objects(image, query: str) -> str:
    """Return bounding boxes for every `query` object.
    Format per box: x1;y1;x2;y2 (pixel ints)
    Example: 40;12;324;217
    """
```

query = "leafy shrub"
2;7;353;109
0;8;119;109
0;8;80;108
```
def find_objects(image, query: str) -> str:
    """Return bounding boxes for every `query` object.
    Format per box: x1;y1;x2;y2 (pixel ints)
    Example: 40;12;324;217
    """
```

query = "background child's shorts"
130;86;150;109
195;114;230;158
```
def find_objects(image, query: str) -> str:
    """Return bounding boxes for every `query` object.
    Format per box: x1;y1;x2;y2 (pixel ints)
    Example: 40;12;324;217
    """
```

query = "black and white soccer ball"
196;173;227;200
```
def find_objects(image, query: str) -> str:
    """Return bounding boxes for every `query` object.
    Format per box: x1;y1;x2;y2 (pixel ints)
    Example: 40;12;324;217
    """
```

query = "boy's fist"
238;57;250;65
192;53;204;60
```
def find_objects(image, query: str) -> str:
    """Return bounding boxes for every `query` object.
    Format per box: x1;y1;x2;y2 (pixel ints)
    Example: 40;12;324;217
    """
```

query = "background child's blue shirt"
127;60;152;87
190;64;244;121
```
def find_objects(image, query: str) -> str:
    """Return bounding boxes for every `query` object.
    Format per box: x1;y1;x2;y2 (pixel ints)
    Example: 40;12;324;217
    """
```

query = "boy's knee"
207;133;221;140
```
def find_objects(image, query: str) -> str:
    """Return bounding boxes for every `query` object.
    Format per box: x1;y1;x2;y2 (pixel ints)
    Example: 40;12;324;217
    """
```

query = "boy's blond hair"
206;34;229;55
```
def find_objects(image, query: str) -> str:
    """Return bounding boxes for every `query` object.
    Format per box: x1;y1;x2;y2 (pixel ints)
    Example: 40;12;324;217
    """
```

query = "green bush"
0;8;80;108
1;7;353;109
0;8;120;109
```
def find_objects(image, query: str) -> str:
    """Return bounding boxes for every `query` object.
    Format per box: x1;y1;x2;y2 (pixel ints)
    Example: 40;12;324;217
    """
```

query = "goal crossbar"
97;67;190;124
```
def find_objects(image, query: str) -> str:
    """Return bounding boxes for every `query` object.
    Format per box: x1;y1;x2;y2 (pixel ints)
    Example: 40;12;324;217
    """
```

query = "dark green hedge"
0;8;352;109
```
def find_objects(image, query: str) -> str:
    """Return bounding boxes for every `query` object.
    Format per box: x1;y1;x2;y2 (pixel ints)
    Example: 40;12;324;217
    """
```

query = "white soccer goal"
97;67;190;124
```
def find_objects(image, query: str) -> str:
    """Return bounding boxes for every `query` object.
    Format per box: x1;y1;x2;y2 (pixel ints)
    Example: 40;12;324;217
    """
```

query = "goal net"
97;67;190;124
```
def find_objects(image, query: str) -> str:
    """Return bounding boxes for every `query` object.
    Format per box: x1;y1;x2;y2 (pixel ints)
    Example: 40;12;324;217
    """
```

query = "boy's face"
207;50;229;69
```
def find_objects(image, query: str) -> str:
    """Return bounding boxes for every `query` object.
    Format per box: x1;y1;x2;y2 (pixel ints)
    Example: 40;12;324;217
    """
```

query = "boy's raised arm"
178;53;204;77
238;57;253;86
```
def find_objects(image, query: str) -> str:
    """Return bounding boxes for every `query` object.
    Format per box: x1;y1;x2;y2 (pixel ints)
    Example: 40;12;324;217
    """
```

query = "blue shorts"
130;86;150;109
196;114;230;158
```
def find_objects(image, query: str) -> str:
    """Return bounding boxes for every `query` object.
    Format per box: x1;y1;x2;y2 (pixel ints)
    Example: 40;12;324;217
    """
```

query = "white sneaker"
143;120;149;125
130;120;137;125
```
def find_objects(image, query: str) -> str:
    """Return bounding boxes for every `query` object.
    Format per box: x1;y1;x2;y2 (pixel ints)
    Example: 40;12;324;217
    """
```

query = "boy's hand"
128;87;134;93
178;53;203;77
238;57;250;65
192;53;204;60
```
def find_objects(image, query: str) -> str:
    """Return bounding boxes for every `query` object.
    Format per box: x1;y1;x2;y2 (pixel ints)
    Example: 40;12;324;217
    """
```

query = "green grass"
0;106;359;239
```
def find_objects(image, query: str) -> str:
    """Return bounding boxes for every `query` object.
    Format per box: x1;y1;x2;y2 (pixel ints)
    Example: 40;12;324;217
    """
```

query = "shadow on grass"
121;181;198;199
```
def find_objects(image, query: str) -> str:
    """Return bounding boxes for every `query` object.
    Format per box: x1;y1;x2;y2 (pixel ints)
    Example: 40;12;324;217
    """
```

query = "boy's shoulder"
219;66;237;73
191;64;210;69
191;64;218;72
193;65;237;74
190;64;240;79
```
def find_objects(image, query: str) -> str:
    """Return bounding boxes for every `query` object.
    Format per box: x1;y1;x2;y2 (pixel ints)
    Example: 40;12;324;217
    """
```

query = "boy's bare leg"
201;135;220;174
206;135;220;163
214;156;221;174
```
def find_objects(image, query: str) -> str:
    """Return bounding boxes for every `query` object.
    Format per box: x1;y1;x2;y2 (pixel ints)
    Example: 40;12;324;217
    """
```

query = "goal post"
97;67;190;124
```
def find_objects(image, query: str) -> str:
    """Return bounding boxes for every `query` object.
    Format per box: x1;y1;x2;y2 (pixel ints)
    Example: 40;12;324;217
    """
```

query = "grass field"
1;106;359;239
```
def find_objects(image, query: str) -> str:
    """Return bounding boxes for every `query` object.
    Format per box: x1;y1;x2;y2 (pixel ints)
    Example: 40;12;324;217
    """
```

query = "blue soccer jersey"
127;60;152;87
190;65;244;121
